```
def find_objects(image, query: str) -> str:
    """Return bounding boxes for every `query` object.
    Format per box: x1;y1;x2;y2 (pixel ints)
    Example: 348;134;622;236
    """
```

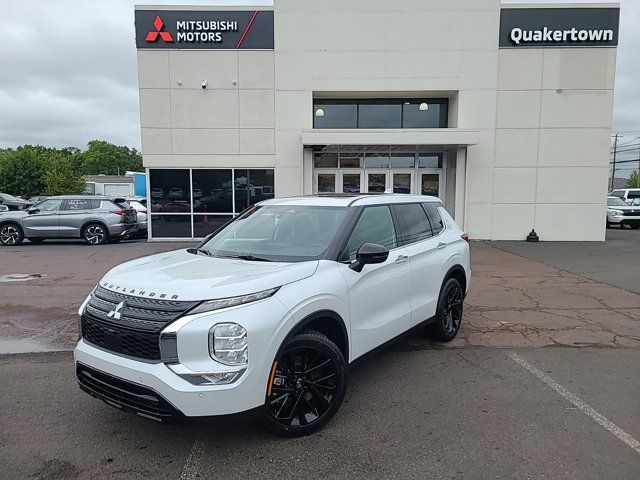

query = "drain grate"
0;273;46;283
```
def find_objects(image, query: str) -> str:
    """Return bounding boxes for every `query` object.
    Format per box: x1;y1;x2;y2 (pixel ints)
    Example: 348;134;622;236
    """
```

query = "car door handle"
394;255;408;264
437;242;447;249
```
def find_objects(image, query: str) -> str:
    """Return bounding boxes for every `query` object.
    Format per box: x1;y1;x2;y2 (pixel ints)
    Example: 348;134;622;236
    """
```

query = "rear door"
337;205;412;359
22;198;63;237
58;199;98;237
392;202;444;327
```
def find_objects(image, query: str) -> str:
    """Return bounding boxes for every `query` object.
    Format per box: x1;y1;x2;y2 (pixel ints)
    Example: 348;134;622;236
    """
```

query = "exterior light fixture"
315;108;325;117
419;102;429;111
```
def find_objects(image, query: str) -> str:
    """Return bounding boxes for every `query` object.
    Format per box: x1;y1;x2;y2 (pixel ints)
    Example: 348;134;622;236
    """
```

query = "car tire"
425;277;464;342
262;331;347;438
28;238;45;244
0;223;24;246
83;223;109;245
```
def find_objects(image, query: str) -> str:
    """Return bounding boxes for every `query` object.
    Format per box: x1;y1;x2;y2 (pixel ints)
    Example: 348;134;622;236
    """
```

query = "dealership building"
135;1;619;241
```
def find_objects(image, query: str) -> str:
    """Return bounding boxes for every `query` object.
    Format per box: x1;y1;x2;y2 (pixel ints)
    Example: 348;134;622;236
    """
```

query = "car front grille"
623;210;640;216
81;285;199;361
77;364;180;420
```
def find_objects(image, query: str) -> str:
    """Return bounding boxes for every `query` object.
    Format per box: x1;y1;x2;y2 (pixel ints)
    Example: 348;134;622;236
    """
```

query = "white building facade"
135;1;619;241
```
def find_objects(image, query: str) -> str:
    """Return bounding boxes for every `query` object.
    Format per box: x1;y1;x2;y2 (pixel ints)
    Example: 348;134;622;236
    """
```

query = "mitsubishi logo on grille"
146;16;174;42
107;301;125;320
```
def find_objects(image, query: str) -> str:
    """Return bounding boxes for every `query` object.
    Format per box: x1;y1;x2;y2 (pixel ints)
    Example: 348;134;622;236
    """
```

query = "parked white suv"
74;195;470;436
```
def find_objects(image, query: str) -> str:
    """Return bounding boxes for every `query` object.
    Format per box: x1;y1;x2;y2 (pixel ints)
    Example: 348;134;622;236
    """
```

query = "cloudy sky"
0;0;637;151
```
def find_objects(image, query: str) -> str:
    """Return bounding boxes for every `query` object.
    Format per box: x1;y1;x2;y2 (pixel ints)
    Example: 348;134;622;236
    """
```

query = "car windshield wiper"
216;254;273;262
187;248;212;257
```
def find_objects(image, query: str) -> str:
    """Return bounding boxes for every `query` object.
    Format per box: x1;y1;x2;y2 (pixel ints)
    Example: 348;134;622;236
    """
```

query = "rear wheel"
83;223;109;245
262;331;347;437
0;223;24;246
426;277;464;342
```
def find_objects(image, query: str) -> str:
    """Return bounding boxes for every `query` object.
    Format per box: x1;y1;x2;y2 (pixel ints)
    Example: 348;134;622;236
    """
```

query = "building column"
454;147;467;230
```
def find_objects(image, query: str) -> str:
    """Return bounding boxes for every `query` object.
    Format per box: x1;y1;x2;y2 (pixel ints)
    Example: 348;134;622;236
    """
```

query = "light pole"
610;133;621;191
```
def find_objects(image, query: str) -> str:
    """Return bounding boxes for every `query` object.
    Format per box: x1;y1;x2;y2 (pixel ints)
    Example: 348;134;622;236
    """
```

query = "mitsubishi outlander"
74;195;470;436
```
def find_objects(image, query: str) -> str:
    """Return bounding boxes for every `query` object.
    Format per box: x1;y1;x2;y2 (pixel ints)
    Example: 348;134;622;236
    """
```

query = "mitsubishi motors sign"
135;10;274;49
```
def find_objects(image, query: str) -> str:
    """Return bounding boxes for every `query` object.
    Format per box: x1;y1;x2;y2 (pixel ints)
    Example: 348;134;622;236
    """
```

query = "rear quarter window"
423;202;444;234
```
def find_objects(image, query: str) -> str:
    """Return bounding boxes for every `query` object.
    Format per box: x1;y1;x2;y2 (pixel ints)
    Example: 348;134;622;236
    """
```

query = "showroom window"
313;99;448;129
148;168;275;239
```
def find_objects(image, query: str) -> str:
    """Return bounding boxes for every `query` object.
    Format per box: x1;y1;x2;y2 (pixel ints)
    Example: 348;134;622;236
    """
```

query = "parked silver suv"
0;196;137;246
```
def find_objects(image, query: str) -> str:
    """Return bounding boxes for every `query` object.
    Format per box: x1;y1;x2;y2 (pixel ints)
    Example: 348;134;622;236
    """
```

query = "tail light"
461;233;469;243
140;210;148;215
110;210;125;216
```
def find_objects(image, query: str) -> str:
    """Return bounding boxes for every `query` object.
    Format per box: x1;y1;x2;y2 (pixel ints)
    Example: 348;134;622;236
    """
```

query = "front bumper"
608;214;640;226
74;297;290;418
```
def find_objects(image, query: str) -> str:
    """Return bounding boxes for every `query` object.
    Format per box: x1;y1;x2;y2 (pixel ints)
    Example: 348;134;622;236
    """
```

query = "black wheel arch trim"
442;265;467;296
281;309;349;362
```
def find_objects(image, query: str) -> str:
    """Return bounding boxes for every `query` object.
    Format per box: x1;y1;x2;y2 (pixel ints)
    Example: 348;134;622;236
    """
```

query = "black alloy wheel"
0;224;24;246
263;331;347;437
426;277;464;342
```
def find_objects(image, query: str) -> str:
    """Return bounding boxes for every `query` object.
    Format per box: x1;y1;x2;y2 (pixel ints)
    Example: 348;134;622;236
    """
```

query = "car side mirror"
28;207;39;214
349;243;389;272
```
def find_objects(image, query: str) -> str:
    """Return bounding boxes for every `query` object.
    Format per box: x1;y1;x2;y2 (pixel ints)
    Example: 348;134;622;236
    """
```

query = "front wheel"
425;277;464;342
83;223;109;245
0;224;24;246
262;331;347;437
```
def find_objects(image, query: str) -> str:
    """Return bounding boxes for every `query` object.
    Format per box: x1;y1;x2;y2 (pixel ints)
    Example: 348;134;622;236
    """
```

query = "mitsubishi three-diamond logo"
146;16;174;43
107;301;125;320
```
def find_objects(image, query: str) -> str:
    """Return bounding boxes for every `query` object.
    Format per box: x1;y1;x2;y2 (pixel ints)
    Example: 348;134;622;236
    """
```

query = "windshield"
0;193;18;201
607;197;628;207
201;205;349;262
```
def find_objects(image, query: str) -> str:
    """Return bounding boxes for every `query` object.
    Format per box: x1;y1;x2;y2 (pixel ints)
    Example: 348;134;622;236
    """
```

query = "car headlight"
189;287;279;315
610;210;624;216
209;323;248;366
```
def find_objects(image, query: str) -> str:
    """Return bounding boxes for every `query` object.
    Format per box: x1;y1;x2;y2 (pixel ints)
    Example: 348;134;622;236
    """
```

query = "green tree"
77;140;143;175
0;146;49;197
0;145;86;197
626;171;640;188
43;154;86;196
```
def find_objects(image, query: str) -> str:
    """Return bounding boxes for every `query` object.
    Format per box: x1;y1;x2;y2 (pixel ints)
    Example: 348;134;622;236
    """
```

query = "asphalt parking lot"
1;230;639;479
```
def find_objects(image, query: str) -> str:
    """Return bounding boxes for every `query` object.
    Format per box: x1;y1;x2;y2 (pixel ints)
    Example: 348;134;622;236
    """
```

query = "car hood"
99;249;318;301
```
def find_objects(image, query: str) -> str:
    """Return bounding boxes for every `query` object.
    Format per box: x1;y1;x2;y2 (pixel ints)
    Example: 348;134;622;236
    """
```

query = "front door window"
393;173;412;194
342;173;361;193
317;173;336;193
367;173;387;193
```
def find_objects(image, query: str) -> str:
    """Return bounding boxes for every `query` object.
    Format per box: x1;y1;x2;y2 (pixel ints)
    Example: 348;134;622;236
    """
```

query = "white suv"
74;195;470;436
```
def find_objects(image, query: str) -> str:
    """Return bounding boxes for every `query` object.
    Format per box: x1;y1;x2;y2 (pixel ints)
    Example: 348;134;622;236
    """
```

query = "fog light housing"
209;323;248;366
181;369;246;386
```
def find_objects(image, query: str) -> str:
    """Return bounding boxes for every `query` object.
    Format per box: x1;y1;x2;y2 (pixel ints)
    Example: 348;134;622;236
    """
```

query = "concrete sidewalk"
0;239;638;352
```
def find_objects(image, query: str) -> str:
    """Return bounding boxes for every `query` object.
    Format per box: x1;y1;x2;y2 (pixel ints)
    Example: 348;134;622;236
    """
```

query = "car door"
392;202;444;327
337;205;412;359
58;199;95;237
22;198;63;237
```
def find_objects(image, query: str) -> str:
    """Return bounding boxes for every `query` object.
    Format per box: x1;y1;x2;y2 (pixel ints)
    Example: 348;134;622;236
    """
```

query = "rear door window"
423;202;444;235
64;199;96;210
393;203;433;245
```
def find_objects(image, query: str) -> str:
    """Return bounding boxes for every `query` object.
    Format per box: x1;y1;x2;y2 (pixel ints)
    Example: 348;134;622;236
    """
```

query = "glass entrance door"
365;170;388;193
391;170;414;194
419;171;442;198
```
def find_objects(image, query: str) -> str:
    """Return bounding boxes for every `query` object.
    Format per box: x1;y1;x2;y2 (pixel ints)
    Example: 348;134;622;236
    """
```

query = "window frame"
422;202;446;237
313;98;449;129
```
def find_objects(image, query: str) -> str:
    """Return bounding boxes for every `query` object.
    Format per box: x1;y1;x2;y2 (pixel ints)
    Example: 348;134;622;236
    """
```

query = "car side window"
64;199;92;210
423;202;444;235
36;199;63;212
610;191;624;198
393;203;433;245
343;206;397;261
